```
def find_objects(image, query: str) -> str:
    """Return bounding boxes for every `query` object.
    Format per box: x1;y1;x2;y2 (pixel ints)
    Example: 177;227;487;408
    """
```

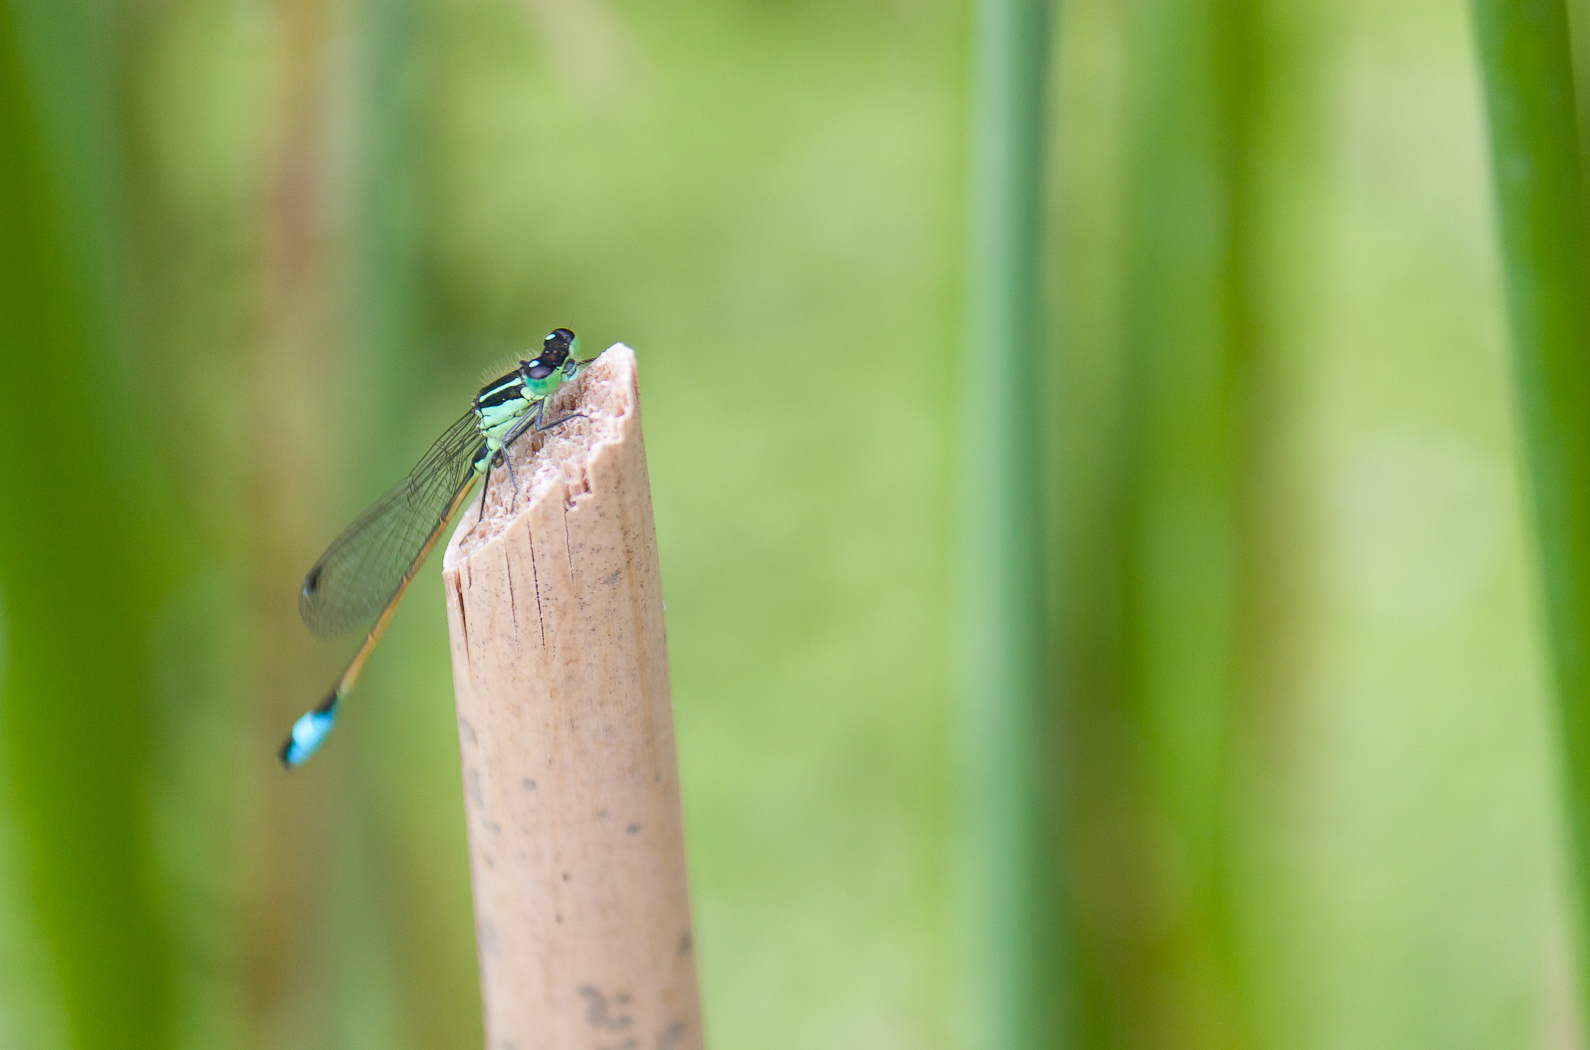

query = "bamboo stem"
441;345;703;1050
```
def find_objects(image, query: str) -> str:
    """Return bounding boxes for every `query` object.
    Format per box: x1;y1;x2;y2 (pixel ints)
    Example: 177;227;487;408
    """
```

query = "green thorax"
469;328;583;471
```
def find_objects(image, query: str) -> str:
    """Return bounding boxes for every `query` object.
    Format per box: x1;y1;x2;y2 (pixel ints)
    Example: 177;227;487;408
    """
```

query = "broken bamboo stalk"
441;344;703;1050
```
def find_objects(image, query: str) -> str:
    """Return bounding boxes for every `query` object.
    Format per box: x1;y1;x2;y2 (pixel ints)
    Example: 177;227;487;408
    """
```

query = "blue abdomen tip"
279;707;337;768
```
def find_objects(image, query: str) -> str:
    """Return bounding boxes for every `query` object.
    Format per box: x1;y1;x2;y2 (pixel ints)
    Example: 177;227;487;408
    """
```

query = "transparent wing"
299;410;485;637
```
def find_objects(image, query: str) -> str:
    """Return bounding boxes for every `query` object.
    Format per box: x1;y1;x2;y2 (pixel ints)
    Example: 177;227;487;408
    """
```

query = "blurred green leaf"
1471;0;1590;1023
0;2;178;1049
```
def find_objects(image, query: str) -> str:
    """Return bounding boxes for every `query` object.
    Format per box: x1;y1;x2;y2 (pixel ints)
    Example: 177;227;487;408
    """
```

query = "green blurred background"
0;0;1576;1048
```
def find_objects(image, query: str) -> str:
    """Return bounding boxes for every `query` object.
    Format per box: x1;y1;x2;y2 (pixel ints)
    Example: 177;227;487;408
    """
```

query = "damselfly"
279;328;587;768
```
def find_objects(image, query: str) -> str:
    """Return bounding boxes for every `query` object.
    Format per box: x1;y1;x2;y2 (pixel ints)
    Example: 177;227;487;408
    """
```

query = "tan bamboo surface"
441;345;703;1050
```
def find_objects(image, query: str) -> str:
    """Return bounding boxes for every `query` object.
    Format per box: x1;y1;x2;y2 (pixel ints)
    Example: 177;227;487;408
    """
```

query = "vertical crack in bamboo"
441;345;703;1050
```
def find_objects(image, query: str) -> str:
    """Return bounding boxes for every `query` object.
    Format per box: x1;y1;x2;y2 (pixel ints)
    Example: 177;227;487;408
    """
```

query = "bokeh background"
0;0;1578;1048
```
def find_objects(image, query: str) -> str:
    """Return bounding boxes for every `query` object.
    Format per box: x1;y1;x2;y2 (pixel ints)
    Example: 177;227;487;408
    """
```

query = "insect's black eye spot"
527;362;554;380
540;329;574;360
303;565;323;596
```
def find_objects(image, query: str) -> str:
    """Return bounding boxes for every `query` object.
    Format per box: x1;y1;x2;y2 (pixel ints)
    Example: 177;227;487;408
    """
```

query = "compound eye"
527;362;555;380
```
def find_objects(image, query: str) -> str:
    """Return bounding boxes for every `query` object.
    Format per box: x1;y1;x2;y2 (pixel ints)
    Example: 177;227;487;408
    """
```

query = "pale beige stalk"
442;345;702;1050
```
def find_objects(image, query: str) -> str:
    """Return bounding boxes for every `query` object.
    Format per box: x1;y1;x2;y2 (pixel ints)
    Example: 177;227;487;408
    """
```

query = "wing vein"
298;411;485;637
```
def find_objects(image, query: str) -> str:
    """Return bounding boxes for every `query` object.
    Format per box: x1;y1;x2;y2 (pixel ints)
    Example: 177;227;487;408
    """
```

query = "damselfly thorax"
470;330;580;473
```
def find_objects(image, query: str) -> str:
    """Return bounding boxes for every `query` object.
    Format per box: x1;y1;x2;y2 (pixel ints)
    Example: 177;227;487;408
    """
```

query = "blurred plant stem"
348;0;485;1044
1470;0;1590;1023
963;0;1066;1045
357;0;423;440
0;1;178;1048
1067;0;1267;1046
243;0;341;1044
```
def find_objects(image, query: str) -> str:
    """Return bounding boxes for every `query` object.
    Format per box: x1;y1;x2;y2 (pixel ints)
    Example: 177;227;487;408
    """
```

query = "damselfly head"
525;328;578;380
